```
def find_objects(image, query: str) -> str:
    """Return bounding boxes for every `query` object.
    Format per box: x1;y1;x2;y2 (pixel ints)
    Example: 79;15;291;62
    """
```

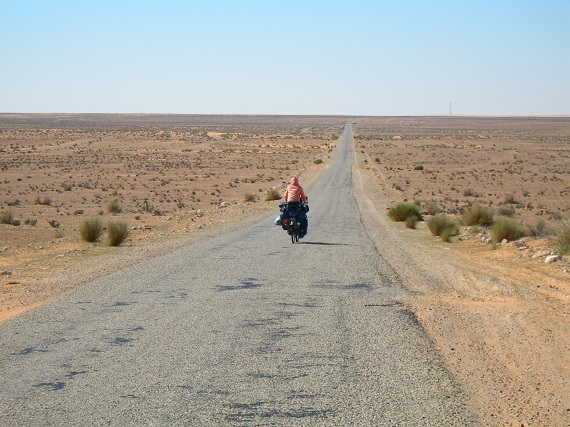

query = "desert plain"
1;114;569;426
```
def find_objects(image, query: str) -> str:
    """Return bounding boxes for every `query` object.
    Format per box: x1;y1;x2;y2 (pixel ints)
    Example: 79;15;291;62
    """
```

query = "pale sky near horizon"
1;0;568;116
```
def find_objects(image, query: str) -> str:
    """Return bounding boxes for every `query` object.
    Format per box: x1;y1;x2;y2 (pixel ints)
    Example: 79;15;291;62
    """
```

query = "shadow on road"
299;241;350;246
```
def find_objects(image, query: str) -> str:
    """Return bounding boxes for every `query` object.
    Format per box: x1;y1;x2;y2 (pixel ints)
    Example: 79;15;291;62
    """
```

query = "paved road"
0;124;473;426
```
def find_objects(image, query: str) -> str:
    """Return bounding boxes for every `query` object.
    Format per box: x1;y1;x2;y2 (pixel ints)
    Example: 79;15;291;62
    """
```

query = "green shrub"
314;159;323;165
414;165;424;171
244;192;257;202
555;223;570;255
428;215;458;237
80;218;103;242
11;219;21;226
265;189;281;201
107;221;129;246
405;215;419;229
490;219;526;243
463;204;494;226
107;199;122;214
0;210;14;224
388;203;422;222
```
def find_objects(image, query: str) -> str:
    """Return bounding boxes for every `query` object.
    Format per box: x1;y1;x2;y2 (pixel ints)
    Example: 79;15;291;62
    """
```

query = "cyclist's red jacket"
284;177;306;203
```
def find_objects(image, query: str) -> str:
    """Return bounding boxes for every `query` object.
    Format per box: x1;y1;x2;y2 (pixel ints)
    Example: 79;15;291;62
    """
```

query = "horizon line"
1;112;569;118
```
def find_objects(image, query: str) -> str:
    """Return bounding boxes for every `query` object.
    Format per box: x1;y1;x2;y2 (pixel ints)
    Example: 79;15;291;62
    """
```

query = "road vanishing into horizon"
0;124;474;426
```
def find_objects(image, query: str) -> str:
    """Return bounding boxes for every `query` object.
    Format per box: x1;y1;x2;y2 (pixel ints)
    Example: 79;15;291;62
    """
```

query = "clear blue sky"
1;0;568;115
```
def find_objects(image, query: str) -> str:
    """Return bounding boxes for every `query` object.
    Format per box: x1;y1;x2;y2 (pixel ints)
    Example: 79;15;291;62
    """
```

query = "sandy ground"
1;114;569;426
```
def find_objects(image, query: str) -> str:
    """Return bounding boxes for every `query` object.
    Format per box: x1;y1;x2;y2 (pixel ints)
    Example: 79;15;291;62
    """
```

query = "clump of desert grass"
527;219;549;238
107;199;122;214
35;195;52;206
462;204;494;226
0;210;14;224
388;203;422;222
490;219;526;243
427;215;459;242
497;206;516;218
555;221;570;255
265;189;281;201
80;218;103;242
244;192;257;202
424;200;440;215
107;221;129;246
405;215;420;229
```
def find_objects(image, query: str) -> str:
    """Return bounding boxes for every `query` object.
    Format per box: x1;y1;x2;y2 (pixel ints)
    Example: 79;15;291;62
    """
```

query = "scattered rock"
501;239;508;246
545;255;562;264
512;240;527;248
532;250;550;259
0;271;12;276
481;236;492;244
131;225;152;231
74;209;84;215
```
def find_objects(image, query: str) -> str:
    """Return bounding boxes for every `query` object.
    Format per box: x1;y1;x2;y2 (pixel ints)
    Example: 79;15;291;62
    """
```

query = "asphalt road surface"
0;124;474;426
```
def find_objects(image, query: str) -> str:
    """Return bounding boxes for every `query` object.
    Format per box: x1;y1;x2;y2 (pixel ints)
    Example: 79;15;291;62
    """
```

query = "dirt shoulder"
354;163;569;427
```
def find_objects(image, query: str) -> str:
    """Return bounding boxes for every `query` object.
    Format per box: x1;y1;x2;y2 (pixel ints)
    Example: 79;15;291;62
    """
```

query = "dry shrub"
425;200;440;215
265;189;281;201
497;206;516;217
463;205;494;226
107;222;129;246
405;215;419;229
503;194;519;205
528;219;548;237
388;203;422;222
555;221;570;255
35;195;52;206
0;210;14;224
491;219;526;243
80;218;103;242
428;215;458;238
244;192;257;202
107;199;122;214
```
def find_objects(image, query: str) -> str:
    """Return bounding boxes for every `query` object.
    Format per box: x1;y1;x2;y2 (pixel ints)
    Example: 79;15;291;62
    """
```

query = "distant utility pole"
449;102;452;115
